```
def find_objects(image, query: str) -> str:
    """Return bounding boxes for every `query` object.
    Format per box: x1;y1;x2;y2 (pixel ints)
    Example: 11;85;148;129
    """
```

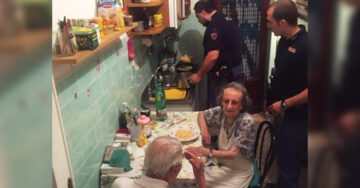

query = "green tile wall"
55;34;161;188
174;13;205;68
0;48;52;188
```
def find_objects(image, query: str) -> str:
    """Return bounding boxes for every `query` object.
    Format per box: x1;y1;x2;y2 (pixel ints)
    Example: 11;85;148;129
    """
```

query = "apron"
205;117;254;188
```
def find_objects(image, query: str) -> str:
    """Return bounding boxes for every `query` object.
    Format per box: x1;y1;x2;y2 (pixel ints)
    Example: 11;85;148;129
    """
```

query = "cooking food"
175;129;195;140
180;54;192;63
177;66;192;71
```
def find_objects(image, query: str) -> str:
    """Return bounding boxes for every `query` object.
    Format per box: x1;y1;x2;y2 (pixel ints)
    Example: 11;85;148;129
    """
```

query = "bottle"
116;0;125;28
155;75;167;121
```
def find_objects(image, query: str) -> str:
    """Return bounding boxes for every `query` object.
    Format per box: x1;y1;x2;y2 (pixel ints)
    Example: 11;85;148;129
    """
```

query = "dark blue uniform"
204;12;242;107
267;25;308;188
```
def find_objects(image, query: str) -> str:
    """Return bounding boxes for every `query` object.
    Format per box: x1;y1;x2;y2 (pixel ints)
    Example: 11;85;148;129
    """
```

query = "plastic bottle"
115;0;125;28
118;7;125;28
155;76;167;121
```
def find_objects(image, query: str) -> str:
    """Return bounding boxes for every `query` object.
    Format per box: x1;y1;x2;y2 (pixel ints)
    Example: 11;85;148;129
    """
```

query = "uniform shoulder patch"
210;32;218;40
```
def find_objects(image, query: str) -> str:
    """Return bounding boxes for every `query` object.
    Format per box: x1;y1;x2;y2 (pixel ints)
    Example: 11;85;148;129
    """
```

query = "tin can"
154;13;162;28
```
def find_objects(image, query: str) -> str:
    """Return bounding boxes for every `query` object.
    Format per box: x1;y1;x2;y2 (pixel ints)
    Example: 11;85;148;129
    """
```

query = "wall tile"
56;36;159;188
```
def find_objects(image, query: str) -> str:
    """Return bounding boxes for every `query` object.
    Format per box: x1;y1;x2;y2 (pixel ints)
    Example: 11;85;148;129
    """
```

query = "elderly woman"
187;82;257;188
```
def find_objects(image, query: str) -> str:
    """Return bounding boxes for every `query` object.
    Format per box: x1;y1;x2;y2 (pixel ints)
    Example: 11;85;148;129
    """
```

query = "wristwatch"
281;100;288;111
209;148;213;158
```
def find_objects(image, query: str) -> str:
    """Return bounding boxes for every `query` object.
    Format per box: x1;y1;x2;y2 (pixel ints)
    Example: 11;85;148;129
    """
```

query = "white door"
52;77;75;188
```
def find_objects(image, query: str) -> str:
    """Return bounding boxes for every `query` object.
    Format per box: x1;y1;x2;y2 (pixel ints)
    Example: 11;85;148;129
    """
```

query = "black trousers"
207;71;229;108
276;116;307;188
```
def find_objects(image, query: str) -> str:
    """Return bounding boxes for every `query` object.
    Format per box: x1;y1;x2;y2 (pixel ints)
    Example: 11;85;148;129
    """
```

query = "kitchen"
52;0;308;188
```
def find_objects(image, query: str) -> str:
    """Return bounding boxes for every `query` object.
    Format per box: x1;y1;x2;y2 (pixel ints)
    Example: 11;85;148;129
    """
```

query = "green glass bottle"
155;81;167;121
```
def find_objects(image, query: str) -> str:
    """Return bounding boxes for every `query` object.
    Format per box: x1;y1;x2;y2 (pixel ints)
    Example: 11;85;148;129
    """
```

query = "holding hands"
184;151;207;188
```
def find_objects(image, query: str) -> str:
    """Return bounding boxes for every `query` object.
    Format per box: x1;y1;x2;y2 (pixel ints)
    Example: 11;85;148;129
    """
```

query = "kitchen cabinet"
124;0;189;35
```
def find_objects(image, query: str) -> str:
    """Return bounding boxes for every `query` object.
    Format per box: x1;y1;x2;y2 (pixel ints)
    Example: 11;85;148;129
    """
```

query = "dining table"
100;111;203;188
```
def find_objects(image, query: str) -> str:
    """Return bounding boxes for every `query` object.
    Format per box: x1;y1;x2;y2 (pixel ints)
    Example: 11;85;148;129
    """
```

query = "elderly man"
187;82;257;188
265;1;308;187
111;136;206;188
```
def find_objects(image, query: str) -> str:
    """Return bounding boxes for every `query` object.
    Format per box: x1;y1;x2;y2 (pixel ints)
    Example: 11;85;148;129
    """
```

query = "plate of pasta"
169;125;200;142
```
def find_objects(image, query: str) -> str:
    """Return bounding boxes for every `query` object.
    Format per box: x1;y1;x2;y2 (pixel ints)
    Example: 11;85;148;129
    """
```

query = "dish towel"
109;149;132;172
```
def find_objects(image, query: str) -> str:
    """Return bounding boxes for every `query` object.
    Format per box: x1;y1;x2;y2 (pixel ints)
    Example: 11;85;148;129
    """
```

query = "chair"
249;121;277;188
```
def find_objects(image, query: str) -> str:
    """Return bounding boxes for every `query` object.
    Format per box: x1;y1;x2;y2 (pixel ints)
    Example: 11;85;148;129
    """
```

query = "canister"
73;27;99;50
154;13;162;28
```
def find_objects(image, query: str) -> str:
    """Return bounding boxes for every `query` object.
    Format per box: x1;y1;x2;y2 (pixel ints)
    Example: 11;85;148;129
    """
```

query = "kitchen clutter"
53;0;133;56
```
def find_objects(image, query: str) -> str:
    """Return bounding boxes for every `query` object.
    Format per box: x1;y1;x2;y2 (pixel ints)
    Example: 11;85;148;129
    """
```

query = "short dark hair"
216;82;251;112
271;0;298;26
194;1;215;14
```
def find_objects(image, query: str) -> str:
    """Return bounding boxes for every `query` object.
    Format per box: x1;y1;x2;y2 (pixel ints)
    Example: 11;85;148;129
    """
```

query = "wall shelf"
132;25;164;35
126;0;163;7
52;23;137;64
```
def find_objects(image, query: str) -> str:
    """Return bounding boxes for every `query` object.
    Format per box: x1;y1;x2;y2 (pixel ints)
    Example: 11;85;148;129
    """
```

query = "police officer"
265;1;308;188
189;1;242;108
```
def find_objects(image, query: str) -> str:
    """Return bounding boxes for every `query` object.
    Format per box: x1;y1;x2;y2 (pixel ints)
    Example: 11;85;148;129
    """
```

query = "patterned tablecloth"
101;111;202;188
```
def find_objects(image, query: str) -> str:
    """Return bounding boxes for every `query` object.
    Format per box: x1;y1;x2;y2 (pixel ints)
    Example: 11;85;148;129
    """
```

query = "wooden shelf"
53;24;137;64
0;29;51;52
127;0;163;7
131;25;164;35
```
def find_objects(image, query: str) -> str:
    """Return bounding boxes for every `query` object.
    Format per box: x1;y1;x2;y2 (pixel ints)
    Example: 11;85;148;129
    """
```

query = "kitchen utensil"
123;15;133;26
168;117;186;127
175;62;194;72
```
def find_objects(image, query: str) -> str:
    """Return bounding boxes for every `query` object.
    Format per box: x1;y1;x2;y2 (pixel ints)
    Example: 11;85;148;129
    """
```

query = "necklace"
221;114;243;140
222;117;236;140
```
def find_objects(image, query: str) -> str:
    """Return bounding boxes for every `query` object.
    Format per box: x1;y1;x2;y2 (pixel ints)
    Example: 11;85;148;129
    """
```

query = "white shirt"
111;175;169;188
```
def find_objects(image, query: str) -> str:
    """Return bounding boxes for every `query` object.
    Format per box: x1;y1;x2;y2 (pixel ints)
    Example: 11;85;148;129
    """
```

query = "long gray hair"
216;82;252;112
143;136;183;178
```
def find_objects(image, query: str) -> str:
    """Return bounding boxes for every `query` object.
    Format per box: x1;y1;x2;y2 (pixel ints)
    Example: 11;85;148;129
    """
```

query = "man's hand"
184;151;207;188
202;132;211;146
267;100;283;116
336;111;360;137
188;73;202;85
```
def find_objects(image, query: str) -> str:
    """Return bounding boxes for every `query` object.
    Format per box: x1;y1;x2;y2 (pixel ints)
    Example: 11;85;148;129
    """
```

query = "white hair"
143;136;183;178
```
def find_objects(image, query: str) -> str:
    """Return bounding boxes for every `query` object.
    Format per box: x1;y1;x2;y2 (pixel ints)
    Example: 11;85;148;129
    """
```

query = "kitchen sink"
141;72;195;112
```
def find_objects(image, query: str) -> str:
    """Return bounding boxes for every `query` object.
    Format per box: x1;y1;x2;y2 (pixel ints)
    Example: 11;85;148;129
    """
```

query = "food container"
148;16;154;27
103;24;114;34
89;17;104;38
124;15;133;26
127;124;141;142
73;27;99;50
133;21;144;32
154;13;162;28
137;115;152;138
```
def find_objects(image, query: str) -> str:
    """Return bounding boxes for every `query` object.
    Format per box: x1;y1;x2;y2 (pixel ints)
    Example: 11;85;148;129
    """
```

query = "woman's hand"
186;147;209;157
202;132;211;147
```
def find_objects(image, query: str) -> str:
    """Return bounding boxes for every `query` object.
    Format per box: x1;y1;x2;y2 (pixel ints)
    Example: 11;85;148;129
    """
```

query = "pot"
175;62;194;72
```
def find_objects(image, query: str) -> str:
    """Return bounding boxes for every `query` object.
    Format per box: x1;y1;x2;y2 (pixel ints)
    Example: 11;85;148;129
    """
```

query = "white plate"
169;125;200;142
